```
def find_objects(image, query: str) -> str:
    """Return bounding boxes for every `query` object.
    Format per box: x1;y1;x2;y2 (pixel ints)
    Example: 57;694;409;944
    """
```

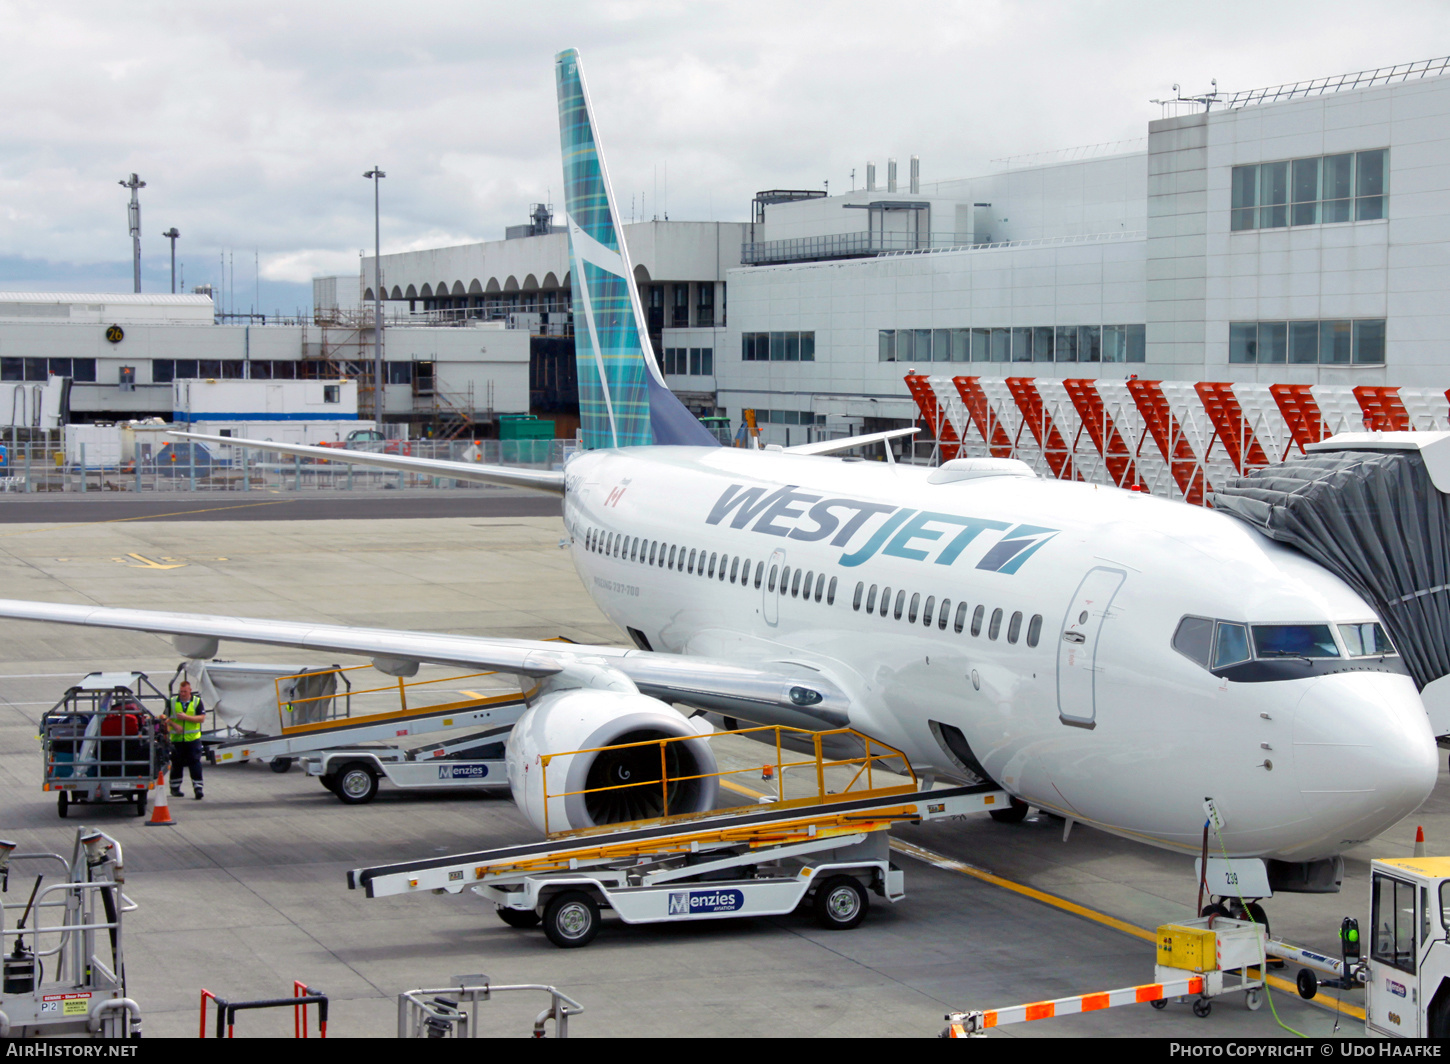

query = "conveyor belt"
347;782;999;895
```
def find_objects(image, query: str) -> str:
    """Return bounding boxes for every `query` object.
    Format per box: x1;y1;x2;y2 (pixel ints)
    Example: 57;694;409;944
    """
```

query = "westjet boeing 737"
0;50;1436;906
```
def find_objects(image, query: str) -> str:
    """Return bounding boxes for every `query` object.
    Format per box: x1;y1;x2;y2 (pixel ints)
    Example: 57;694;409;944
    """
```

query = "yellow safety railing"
272;665;504;733
538;724;916;837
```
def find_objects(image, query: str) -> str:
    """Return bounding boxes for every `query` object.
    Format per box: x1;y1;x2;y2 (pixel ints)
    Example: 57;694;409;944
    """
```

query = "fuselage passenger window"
780;565;790;593
923;596;935;626
862;584;874;611
792;569;803;597
827;576;837;605
768;565;779;592
668;545;678;570
954;602;967;633
878;587;891;616
908;593;920;623
1027;614;1043;647
730;557;740;583
1008;611;1023;643
989;608;1003;640
648;541;657;565
894;590;906;620
971;605;985;637
719;556;728;581
816;574;825;603
708;552;717;578
755;562;764;588
687;549;696;574
938;598;951;630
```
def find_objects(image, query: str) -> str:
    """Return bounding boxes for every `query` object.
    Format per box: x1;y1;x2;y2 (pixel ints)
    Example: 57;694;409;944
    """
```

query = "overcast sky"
3;0;1448;314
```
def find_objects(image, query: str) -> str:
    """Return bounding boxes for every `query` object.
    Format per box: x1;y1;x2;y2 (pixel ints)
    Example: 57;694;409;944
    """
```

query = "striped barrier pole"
943;974;1206;1037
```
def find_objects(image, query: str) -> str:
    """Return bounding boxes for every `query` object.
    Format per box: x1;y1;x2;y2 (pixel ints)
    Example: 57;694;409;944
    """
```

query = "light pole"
363;167;386;424
162;228;180;294
118;174;146;293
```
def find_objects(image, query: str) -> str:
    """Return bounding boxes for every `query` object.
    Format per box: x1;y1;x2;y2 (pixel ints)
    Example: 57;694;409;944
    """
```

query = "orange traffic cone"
146;769;176;827
1414;825;1426;858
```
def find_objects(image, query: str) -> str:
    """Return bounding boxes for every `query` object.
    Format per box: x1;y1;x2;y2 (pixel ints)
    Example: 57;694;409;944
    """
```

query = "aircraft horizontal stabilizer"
169;432;566;495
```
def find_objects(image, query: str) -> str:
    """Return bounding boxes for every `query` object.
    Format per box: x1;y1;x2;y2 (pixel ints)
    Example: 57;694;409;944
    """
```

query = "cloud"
1;0;1447;298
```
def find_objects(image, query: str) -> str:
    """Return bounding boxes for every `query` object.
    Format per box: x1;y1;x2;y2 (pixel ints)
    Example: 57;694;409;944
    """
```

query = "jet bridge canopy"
1210;442;1450;694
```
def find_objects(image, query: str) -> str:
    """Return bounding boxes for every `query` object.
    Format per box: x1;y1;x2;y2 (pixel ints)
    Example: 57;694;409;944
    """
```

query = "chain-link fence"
0;438;579;494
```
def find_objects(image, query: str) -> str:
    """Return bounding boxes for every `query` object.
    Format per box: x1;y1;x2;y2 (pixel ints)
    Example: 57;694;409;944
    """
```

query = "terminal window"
1231;149;1386;232
764;410;826;426
741;332;815;362
878;325;1144;363
2;357;96;382
662;347;714;375
1229;319;1385;365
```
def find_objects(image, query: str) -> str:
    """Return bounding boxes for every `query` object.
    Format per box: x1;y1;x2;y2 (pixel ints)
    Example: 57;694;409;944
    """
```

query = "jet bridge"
1211;432;1450;733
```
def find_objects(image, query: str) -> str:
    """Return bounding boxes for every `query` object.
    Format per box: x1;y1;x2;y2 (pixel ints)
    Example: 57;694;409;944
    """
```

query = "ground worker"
167;680;206;799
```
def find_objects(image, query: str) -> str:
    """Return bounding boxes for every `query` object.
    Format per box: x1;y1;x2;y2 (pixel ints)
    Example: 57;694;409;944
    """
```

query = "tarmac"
0;496;1437;1038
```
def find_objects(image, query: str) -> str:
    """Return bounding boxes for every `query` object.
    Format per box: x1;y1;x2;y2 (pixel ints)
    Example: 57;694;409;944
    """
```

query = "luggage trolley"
40;673;170;819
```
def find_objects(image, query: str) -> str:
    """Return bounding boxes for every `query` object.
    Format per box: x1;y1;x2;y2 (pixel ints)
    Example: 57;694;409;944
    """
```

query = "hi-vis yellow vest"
169;696;202;742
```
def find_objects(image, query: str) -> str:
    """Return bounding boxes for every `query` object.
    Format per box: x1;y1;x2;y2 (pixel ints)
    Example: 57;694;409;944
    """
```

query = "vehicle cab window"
1372;874;1417;974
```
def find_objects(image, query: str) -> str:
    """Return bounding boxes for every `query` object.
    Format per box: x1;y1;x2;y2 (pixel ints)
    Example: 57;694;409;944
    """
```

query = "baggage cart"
39;673;169;819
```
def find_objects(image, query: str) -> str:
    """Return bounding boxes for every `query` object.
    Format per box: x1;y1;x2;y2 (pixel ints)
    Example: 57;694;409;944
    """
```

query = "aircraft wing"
170;431;566;495
0;599;850;731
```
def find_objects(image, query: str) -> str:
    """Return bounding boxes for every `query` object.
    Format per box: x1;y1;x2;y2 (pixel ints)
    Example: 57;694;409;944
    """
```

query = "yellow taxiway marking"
720;778;1365;1023
117;553;186;570
0;499;294;538
890;838;1366;1023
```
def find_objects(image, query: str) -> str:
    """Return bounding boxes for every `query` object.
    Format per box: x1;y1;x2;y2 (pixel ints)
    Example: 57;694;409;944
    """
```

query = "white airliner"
0;49;1436;903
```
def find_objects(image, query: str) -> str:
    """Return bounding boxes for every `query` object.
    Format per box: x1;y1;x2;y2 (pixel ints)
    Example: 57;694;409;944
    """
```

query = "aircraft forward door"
1056;566;1125;729
763;549;784;627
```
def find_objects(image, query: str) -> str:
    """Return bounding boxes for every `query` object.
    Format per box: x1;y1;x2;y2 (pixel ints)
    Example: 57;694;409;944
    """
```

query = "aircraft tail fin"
554;49;719;450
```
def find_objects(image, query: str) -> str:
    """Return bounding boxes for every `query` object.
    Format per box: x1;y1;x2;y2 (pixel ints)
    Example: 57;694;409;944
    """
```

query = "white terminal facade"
0;292;529;432
366;56;1450;445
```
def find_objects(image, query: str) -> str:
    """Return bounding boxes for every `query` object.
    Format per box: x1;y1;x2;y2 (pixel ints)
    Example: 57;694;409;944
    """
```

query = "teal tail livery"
555;48;719;450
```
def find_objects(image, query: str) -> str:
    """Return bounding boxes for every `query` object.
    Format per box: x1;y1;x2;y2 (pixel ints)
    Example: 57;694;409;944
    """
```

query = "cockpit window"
1213;622;1251;668
1172;616;1214;667
1252;624;1340;659
1339;622;1397;657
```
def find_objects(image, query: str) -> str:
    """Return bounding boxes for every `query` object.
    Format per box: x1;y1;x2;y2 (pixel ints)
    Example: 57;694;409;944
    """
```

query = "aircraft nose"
1291;674;1438;855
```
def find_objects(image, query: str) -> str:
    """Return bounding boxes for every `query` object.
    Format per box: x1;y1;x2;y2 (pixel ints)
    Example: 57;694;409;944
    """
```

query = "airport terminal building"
364;56;1450;445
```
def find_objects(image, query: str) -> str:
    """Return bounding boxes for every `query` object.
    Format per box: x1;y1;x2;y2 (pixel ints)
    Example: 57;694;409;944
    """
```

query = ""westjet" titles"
705;483;1057;574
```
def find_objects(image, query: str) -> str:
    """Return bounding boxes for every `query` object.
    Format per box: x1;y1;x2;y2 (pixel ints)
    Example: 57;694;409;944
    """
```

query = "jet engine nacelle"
505;666;718;835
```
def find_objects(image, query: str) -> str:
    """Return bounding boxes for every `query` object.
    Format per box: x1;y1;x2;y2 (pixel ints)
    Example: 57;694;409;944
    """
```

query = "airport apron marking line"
720;780;1365;1022
890;838;1366;1022
118;553;186;569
